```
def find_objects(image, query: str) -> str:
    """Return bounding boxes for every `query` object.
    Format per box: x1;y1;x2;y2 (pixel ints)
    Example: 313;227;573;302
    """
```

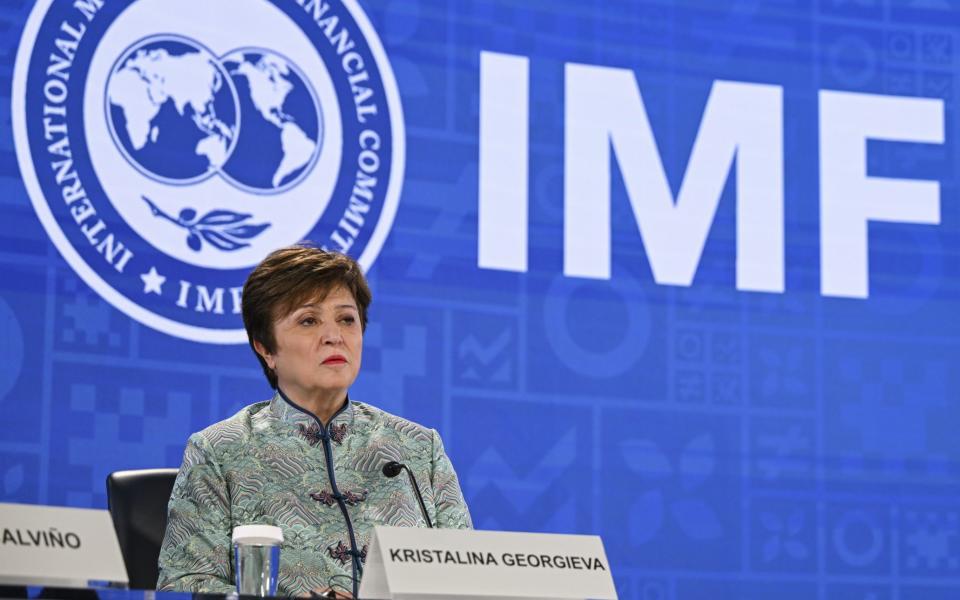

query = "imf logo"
13;0;405;343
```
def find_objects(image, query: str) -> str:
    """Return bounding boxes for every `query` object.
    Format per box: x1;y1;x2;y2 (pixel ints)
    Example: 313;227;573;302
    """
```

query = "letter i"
478;51;529;273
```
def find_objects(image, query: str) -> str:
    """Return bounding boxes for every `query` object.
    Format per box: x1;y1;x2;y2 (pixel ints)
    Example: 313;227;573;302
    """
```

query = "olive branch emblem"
142;196;270;252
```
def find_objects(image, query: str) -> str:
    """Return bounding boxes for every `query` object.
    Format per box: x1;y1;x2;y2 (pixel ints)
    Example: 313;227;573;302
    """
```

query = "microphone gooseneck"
381;461;434;528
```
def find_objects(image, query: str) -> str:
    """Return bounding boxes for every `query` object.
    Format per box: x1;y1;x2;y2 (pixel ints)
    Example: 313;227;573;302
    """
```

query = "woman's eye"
340;316;356;325
300;317;316;326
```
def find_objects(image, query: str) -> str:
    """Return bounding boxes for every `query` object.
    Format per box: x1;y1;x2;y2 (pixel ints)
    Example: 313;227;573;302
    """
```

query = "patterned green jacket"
157;392;472;595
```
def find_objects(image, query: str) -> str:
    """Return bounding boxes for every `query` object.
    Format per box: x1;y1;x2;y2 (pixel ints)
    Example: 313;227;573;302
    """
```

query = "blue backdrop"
2;0;959;598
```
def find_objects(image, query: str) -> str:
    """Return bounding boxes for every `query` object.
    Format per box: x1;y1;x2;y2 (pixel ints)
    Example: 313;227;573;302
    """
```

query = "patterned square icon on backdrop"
600;407;741;571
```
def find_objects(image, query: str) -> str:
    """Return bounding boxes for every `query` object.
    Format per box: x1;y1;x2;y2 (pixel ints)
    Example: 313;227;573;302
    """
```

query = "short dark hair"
242;244;372;389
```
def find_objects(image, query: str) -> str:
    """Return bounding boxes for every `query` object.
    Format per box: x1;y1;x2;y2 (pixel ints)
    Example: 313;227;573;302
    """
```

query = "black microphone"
382;461;434;528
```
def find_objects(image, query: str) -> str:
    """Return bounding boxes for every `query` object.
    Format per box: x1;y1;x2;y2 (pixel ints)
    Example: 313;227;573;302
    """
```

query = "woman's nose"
319;321;342;344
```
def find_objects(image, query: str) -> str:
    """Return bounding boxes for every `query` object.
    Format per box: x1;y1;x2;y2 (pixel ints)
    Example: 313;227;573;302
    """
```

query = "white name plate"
359;526;617;600
0;502;128;588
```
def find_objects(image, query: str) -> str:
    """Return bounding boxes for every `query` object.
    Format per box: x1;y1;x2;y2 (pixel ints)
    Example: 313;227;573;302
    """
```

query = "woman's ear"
253;339;276;369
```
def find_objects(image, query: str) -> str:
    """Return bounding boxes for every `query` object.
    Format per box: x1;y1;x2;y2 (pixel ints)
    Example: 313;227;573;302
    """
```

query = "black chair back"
106;468;178;590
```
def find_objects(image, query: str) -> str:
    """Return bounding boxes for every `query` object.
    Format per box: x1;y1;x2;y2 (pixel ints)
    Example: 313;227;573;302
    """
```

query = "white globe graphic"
106;35;240;184
220;49;323;192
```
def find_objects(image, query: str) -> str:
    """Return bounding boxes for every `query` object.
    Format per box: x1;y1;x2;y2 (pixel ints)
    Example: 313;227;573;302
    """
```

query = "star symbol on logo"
140;266;166;295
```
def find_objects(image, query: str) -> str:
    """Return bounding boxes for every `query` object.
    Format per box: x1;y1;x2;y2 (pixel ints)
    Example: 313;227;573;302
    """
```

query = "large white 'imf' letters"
819;91;943;298
478;52;946;298
564;64;783;291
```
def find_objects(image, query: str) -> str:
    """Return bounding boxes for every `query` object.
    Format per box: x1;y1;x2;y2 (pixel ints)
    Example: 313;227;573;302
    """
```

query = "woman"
157;245;472;597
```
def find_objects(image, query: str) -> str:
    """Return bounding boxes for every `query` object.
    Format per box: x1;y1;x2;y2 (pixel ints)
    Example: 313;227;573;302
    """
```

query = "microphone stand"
382;461;433;528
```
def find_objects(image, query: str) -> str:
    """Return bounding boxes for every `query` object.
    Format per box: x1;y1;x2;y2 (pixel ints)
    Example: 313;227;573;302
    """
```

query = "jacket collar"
270;388;354;433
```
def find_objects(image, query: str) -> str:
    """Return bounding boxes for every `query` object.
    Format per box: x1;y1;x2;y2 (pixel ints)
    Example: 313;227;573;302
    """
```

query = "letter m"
195;286;224;314
564;63;784;292
74;0;104;20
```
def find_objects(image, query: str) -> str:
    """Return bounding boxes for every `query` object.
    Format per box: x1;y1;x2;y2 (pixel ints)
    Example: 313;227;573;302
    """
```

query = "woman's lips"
322;355;347;365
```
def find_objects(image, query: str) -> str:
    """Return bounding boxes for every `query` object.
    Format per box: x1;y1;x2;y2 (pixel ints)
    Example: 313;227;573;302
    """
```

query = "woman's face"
259;286;363;403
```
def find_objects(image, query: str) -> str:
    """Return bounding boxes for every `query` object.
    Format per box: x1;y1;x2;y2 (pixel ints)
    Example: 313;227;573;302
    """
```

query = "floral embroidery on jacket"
297;422;323;446
310;489;367;507
329;423;348;444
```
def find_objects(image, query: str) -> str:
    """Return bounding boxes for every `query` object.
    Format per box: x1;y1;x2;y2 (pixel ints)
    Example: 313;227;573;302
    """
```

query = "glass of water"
232;525;283;596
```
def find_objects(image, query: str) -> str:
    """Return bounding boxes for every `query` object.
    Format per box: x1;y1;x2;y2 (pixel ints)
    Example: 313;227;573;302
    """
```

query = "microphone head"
382;461;403;478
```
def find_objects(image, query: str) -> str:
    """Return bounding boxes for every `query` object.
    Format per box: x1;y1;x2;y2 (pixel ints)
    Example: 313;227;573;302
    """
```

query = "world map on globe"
221;49;322;191
106;37;321;192
107;38;238;182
